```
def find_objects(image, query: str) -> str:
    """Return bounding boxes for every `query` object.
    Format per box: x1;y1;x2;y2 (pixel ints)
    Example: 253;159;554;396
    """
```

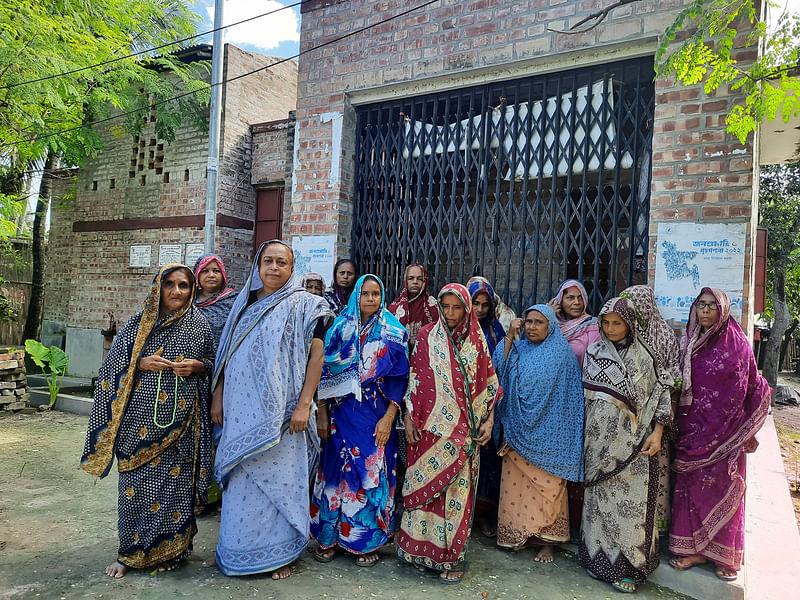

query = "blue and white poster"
654;222;746;323
291;235;336;287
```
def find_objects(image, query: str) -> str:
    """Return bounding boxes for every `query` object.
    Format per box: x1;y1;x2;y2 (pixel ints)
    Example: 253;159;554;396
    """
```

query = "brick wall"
293;0;760;332
251;113;296;235
43;44;298;341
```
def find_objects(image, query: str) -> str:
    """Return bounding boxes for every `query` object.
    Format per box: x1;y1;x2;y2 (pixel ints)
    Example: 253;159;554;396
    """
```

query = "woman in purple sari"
668;288;770;581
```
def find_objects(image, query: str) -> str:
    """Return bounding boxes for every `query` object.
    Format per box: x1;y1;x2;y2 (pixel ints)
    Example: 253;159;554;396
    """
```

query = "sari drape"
579;297;672;585
387;264;439;349
213;240;331;576
397;284;501;571
324;258;357;315
193;254;236;349
669;288;770;571
311;274;409;554
554;279;600;367
81;264;215;569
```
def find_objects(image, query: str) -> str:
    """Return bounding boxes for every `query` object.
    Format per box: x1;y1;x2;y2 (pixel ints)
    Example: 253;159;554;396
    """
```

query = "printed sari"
81;264;215;569
193;254;236;349
324;258;357;315
387;263;439;349
311;275;409;554
492;304;584;548
669;288;770;571
579;297;672;585
397;284;501;571
213;240;331;576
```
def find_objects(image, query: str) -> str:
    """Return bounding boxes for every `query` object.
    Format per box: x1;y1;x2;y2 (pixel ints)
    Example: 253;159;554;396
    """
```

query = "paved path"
0;411;694;600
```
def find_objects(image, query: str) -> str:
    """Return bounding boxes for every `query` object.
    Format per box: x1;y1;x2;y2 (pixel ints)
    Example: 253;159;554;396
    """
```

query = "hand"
138;355;174;371
373;414;394;447
404;412;421;445
743;437;759;453
317;404;331;443
475;414;494;447
172;358;204;377
211;382;224;426
289;403;310;434
507;318;523;339
640;429;663;456
546;298;563;319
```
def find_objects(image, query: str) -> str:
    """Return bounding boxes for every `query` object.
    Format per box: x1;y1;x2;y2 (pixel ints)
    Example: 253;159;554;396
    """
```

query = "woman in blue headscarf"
492;304;584;564
311;274;409;567
468;279;506;355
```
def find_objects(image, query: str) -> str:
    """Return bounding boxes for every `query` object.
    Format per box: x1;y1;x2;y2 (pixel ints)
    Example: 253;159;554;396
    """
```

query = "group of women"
82;243;771;594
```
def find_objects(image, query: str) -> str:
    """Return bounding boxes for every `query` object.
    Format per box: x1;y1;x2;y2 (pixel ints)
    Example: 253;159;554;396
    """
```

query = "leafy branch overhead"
554;0;800;144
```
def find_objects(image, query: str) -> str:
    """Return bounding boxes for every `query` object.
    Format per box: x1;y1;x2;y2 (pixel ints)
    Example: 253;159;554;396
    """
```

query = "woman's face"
406;266;425;297
472;291;492;320
305;279;324;296
335;262;356;290
524;310;549;343
160;269;192;315
440;293;467;331
258;243;293;294
695;291;719;331
359;278;382;321
560;286;585;319
197;260;224;295
600;312;630;343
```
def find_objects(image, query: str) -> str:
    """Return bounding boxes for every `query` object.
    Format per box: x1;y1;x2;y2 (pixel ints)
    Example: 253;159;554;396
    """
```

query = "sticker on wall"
184;243;205;267
158;244;183;267
654;222;747;323
291;235;336;286
129;245;151;268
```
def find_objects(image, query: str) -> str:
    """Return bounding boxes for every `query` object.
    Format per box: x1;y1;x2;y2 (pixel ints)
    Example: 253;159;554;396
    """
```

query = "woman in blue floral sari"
311;274;409;566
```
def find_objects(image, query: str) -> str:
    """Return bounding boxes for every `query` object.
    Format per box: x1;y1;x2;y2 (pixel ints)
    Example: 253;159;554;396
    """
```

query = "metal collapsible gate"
353;57;655;315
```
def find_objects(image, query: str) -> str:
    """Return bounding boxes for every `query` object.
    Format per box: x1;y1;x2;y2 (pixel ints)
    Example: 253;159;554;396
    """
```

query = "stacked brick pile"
0;349;29;412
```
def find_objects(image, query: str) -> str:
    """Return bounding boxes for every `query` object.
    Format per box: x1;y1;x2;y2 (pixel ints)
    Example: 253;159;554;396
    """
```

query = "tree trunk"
21;152;55;343
780;318;799;370
763;267;790;388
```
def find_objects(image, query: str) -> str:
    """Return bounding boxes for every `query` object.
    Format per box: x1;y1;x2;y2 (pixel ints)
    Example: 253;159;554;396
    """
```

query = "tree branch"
547;0;640;34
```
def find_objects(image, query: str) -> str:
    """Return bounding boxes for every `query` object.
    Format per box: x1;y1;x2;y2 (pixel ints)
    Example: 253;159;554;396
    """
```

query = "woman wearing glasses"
668;288;770;582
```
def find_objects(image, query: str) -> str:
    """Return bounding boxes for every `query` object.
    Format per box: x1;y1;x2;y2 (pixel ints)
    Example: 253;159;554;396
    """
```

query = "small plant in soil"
24;339;68;408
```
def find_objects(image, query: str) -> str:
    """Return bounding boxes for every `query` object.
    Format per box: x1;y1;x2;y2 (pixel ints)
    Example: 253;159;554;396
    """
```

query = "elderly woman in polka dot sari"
81;264;215;578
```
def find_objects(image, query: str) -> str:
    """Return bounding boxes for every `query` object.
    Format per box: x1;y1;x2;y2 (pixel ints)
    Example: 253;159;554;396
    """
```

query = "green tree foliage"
657;0;800;144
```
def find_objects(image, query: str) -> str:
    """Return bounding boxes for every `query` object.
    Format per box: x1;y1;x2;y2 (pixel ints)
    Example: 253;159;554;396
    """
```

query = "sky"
190;0;301;59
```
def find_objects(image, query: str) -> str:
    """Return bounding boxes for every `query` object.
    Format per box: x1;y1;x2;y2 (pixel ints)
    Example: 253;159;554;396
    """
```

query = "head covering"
387;263;439;347
82;264;211;478
492;304;584;482
466;275;517;331
300;272;325;289
554;279;597;339
468;279;506;355
318;274;408;402
620;285;680;384
402;283;502;508
324;258;358;315
192;254;236;346
193;254;234;299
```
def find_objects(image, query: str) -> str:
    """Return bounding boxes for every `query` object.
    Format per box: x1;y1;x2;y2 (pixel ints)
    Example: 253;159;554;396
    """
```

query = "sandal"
611;578;636;593
313;548;336;563
439;561;467;585
356;553;380;567
715;567;738;582
669;555;706;571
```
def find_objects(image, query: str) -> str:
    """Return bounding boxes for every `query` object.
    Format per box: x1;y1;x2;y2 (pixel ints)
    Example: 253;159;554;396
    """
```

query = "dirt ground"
773;373;800;533
0;411;695;600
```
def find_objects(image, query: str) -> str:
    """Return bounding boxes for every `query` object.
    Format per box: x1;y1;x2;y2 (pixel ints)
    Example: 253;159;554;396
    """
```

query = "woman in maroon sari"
669;288;770;581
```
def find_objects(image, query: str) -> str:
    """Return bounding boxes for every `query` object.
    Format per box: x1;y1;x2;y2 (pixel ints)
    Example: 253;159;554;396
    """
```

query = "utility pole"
204;0;224;253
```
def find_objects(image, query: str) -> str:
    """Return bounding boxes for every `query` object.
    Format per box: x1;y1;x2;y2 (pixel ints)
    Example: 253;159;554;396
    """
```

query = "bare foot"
534;546;555;563
271;565;292;580
201;555;216;568
613;579;636;592
105;561;127;578
356;553;380;567
157;558;184;572
669;555;707;570
439;566;466;584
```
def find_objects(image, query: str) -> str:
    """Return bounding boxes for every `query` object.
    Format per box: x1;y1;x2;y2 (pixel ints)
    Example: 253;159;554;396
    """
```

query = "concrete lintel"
346;37;659;107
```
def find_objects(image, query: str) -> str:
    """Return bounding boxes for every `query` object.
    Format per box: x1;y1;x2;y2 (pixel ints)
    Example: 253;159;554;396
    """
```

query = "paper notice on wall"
158;244;183;267
292;235;336;286
654;222;746;323
184;244;205;267
129;245;151;268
